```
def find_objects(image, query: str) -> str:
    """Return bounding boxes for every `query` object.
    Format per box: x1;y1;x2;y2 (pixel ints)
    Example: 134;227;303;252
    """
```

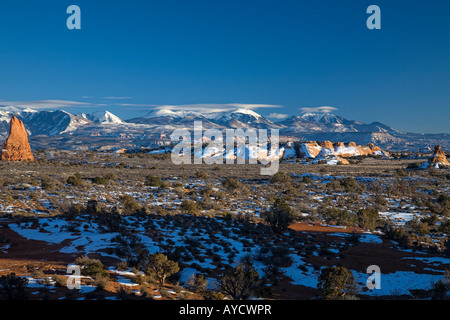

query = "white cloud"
267;112;289;120
226;103;283;110
0;99;106;110
103;97;133;100
117;103;283;113
300;106;338;113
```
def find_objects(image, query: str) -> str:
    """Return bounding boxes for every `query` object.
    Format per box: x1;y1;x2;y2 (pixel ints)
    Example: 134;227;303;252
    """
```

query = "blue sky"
0;0;449;133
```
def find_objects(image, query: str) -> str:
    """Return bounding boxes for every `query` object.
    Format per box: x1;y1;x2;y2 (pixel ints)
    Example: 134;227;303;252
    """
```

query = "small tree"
318;266;358;300
216;263;263;300
261;246;291;285
357;207;379;231
0;273;29;300
145;253;179;285
261;197;293;233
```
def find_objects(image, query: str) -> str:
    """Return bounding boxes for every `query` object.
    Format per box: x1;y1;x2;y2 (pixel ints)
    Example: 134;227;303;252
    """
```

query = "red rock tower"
1;116;35;161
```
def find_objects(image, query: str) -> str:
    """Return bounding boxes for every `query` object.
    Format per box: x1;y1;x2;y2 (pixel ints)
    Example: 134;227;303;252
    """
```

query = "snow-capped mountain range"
0;106;448;151
129;108;279;129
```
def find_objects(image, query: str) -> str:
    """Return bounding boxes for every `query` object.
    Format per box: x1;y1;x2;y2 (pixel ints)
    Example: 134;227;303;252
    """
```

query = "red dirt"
289;222;366;234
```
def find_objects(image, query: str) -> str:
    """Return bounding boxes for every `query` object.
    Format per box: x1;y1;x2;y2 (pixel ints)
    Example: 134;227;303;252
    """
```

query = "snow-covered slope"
24;110;92;135
86;110;124;124
212;109;278;129
127;108;279;129
279;112;400;134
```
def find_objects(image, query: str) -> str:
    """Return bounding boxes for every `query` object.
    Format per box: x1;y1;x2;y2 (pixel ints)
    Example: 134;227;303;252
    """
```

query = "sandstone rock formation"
291;140;389;164
368;143;381;152
1;116;35;161
336;157;350;165
319;141;334;149
318;141;335;158
428;145;449;168
297;141;322;158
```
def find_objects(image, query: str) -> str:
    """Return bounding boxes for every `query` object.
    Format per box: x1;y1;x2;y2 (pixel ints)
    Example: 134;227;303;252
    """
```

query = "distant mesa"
1;116;34;161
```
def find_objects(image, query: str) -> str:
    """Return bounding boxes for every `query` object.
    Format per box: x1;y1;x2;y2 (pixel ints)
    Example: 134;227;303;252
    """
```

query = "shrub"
406;162;421;169
120;194;141;214
180;200;199;214
217;262;264;300
357;207;379;231
187;274;208;293
103;172;117;181
67;173;83;186
261;197;293;233
222;178;244;192
116;260;128;271
141;286;153;299
261;246;291;284
132;274;149;285
325;179;343;192
53;275;66;287
0;273;29;300
160;288;172;299
317;266;358;300
75;256;109;278
31;269;45;279
93;274;109;290
302;176;314;184
339;177;365;193
40;177;55;190
270;172;291;184
144;253;179;285
438;194;450;204
195;171;209;179
321;208;357;227
145;175;162;187
93;176;108;185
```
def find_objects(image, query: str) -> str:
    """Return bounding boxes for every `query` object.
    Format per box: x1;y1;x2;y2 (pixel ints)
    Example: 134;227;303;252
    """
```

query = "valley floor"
0;150;449;300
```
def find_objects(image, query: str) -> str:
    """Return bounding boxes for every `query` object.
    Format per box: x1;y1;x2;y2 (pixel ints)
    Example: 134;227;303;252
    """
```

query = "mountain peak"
88;110;124;124
214;108;267;123
143;109;193;119
298;112;341;123
230;108;263;119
